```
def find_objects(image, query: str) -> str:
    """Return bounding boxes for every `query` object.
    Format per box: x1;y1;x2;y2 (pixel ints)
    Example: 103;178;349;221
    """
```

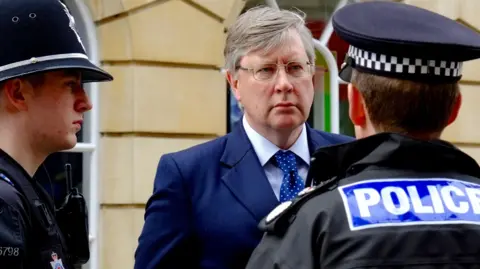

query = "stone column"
84;0;245;268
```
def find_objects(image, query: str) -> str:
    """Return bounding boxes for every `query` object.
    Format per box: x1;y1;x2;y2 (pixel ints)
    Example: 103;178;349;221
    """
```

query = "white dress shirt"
242;116;310;200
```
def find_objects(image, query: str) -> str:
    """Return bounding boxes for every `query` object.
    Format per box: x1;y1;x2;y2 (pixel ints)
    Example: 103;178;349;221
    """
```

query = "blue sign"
338;178;480;231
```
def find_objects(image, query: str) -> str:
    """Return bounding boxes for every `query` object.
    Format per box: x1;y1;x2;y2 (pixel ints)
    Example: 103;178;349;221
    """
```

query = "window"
33;1;101;269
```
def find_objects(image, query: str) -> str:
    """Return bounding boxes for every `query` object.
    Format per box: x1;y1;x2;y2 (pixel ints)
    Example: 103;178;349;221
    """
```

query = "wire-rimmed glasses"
237;61;315;81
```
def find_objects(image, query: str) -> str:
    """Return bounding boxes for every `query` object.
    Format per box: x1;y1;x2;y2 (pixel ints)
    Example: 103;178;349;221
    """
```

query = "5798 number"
0;247;20;256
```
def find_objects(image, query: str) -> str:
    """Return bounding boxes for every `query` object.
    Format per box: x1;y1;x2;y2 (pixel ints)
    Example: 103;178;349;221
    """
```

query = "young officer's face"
24;70;92;152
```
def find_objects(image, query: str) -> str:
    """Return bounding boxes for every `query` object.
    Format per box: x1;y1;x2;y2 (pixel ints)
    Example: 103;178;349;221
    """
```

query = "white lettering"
407;185;433;213
341;179;480;231
427;185;445;213
351;183;480;219
466;188;480;214
441;186;469;214
381;187;410;215
354;188;380;217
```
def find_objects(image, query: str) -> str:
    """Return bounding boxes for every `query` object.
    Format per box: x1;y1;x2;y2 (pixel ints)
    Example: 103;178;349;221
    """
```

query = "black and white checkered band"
346;45;463;77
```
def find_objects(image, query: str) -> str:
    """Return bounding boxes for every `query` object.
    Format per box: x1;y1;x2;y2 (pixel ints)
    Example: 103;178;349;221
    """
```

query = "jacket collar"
307;132;480;185
220;119;330;167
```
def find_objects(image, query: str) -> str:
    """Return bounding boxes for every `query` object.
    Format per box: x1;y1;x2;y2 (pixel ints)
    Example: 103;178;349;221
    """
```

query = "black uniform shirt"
0;149;72;269
0;151;33;268
0;180;31;267
246;133;480;269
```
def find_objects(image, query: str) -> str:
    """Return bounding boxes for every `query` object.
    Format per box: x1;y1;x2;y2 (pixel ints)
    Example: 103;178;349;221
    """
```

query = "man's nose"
75;88;93;112
274;67;293;93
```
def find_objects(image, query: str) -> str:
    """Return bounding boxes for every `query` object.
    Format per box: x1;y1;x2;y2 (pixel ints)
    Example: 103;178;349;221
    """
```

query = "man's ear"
348;83;367;126
226;70;241;101
446;91;462;126
3;78;29;112
312;66;326;88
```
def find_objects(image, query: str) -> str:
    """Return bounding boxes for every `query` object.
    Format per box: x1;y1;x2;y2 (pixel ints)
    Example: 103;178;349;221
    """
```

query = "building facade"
51;0;480;268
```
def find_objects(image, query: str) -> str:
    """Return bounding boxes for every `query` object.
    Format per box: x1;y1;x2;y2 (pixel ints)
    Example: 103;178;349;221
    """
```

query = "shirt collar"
242;116;310;166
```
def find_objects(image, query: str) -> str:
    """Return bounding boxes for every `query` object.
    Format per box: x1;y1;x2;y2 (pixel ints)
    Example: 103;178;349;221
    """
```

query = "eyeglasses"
237;61;315;81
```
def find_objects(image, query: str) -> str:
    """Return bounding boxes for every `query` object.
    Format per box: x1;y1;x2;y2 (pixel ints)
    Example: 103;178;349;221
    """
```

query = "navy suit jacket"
134;123;354;269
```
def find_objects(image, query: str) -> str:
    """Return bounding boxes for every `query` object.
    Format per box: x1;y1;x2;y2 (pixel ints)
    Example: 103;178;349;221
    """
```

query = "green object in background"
340;101;355;137
314;50;332;133
314;50;355;137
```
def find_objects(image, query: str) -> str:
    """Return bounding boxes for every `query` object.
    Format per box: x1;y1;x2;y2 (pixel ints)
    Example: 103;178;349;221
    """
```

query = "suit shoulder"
156;134;232;176
151;134;230;190
165;134;229;161
311;129;355;144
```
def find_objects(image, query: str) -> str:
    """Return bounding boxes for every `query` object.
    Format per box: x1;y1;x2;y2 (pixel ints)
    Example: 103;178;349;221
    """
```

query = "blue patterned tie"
274;150;305;202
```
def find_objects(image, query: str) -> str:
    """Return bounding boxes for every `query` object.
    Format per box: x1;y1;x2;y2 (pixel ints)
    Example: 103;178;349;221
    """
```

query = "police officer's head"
333;2;480;140
0;0;112;153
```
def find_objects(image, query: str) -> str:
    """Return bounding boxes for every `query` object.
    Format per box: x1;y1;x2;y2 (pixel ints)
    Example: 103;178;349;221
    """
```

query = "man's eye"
66;81;78;88
257;67;275;73
290;64;303;70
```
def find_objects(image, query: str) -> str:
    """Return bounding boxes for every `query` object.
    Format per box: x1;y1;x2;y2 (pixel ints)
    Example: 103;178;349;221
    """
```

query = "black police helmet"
0;0;113;83
333;1;480;83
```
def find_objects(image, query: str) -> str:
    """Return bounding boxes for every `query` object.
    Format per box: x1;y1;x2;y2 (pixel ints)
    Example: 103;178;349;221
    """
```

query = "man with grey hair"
134;5;353;269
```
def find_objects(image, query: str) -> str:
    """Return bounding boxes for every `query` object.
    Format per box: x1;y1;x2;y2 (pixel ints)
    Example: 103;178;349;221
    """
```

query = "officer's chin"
56;135;78;153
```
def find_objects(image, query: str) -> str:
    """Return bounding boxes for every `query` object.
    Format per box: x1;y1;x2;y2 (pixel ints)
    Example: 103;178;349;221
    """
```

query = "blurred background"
33;0;480;268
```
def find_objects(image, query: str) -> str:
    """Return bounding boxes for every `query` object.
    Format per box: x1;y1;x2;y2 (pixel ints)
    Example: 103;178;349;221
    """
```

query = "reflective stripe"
0;53;89;72
0;173;14;187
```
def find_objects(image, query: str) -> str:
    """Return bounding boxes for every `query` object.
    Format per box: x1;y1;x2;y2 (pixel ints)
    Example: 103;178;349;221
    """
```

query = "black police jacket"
0;150;73;269
246;132;480;269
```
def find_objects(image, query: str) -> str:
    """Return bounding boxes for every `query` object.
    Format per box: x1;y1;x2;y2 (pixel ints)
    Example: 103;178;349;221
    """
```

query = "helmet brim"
0;56;113;83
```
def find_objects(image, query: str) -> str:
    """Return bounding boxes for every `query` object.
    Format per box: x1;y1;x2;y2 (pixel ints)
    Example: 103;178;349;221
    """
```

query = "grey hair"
224;5;316;75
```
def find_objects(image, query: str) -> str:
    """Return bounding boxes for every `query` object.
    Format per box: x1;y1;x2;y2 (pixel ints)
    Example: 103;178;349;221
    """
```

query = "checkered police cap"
333;2;480;83
345;45;463;79
0;0;113;83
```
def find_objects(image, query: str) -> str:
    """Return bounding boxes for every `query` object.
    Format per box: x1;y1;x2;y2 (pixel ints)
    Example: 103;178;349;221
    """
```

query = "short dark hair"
23;72;46;88
0;68;83;92
351;69;460;134
0;72;45;91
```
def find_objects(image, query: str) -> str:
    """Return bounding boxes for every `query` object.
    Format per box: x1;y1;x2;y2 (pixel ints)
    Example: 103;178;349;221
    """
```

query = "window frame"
60;1;101;269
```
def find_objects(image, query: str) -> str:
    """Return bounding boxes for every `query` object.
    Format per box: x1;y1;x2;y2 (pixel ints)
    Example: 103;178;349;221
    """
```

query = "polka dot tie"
274;150;305;202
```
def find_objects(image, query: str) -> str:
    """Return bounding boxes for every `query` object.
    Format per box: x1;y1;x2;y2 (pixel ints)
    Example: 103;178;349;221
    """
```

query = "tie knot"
273;150;297;173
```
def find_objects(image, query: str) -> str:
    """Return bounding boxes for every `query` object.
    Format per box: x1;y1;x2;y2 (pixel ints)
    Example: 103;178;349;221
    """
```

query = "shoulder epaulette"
259;176;339;236
0;173;14;187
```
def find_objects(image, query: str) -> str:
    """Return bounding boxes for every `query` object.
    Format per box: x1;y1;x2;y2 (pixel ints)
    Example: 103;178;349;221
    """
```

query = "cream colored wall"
84;0;245;268
403;0;480;162
83;0;480;268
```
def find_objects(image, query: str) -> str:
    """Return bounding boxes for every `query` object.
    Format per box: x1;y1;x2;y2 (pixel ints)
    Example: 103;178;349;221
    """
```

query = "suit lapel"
220;123;279;222
306;124;329;154
219;123;331;222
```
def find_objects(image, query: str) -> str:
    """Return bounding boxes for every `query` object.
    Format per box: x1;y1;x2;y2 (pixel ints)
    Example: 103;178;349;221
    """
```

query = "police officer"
245;2;480;268
0;0;113;268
